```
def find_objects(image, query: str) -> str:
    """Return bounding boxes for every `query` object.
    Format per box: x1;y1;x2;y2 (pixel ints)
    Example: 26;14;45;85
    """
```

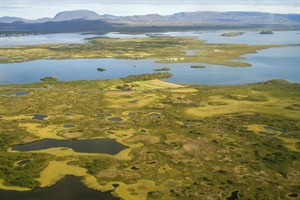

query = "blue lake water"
0;31;299;85
0;33;99;46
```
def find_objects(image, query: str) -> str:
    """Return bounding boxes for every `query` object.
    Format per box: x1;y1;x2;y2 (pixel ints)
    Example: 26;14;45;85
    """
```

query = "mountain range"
0;10;299;34
1;10;299;25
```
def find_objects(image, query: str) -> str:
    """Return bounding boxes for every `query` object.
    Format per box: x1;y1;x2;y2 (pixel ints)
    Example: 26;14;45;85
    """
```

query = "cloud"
0;0;299;19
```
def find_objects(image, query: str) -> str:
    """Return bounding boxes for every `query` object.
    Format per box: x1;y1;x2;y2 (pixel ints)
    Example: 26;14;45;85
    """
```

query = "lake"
0;33;99;46
0;31;299;85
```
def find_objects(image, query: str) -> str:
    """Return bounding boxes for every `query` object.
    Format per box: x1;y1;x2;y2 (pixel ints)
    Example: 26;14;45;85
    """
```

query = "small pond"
17;159;31;166
3;91;29;96
32;114;47;121
0;175;119;200
108;117;123;122
98;113;112;117
288;193;299;198
12;138;128;155
63;124;75;128
226;190;239;200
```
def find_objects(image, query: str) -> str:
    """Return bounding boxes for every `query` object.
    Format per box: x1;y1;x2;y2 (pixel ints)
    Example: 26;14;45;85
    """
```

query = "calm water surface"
0;175;119;200
0;33;99;46
12;138;128;155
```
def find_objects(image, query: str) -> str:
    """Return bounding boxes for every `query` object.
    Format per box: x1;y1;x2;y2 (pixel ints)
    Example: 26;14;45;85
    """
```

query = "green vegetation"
221;32;244;37
259;30;274;34
153;67;170;72
191;65;205;68
97;67;106;72
121;72;173;82
40;76;58;82
0;36;287;67
0;75;299;199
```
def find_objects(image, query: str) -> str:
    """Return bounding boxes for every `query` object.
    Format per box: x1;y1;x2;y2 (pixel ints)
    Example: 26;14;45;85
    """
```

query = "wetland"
0;30;299;200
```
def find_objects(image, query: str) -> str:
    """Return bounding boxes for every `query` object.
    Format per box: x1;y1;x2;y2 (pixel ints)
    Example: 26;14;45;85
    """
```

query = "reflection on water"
0;175;119;200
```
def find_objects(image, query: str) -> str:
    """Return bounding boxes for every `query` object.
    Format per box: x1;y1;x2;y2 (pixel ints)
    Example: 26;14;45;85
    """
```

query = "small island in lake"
221;32;244;37
97;67;106;72
259;30;274;34
153;67;171;71
191;65;206;68
40;76;58;82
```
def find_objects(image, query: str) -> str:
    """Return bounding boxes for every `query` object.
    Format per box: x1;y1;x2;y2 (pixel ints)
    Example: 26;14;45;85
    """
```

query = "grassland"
0;75;299;199
0;36;287;67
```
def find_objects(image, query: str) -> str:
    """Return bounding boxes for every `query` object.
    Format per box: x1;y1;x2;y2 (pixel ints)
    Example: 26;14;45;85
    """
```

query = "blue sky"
0;0;299;19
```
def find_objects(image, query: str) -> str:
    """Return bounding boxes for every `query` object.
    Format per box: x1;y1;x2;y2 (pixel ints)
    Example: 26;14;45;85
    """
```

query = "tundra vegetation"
0;73;299;199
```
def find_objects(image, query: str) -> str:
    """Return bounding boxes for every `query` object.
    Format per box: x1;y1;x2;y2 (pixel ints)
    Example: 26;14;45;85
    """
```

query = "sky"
0;0;299;19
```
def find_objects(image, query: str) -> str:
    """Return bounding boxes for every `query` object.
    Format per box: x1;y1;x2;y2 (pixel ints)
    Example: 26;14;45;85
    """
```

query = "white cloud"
0;0;299;19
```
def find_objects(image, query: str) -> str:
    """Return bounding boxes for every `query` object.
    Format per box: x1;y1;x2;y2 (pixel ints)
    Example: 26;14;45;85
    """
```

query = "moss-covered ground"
0;75;299;199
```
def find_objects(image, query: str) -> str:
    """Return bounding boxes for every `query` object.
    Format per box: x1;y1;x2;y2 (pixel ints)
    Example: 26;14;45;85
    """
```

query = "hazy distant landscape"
0;1;300;200
1;10;300;34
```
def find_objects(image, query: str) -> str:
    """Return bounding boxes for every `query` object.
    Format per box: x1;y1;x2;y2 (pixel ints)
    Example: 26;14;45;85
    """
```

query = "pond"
3;91;29;96
12;138;128;155
63;124;75;128
17;159;31;166
226;190;239;200
0;175;119;200
108;117;123;122
32;114;47;121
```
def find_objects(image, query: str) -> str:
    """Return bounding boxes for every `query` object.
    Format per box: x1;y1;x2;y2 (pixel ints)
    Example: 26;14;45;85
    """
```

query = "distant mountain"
0;19;112;34
0;10;299;34
117;11;300;25
0;16;28;23
52;10;101;21
1;10;299;26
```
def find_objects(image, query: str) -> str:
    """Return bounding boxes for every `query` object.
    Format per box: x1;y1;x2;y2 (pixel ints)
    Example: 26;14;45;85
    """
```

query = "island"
97;67;106;72
221;32;244;37
259;30;274;34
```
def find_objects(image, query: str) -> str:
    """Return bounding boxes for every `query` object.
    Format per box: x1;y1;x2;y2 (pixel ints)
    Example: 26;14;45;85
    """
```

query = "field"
0;36;286;67
0;75;299;199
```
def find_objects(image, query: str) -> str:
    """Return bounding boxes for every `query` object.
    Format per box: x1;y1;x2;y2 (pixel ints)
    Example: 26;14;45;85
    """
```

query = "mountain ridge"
1;10;299;26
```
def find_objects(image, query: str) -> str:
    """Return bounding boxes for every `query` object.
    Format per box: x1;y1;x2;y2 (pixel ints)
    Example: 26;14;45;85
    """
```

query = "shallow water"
32;114;47;121
17;159;31;166
0;33;100;46
108;117;123;122
3;91;29;96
